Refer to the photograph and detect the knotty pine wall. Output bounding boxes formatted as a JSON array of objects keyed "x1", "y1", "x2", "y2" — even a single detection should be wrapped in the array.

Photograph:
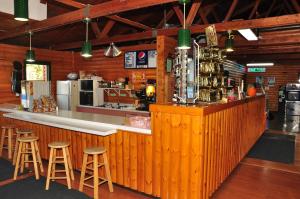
[
  {"x1": 246, "y1": 61, "x2": 300, "y2": 111},
  {"x1": 74, "y1": 44, "x2": 157, "y2": 103},
  {"x1": 0, "y1": 43, "x2": 75, "y2": 104}
]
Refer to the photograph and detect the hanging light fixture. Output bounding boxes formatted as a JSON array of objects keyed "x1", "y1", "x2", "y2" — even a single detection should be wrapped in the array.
[
  {"x1": 81, "y1": 18, "x2": 92, "y2": 58},
  {"x1": 104, "y1": 42, "x2": 122, "y2": 57},
  {"x1": 225, "y1": 30, "x2": 234, "y2": 52},
  {"x1": 25, "y1": 31, "x2": 35, "y2": 62},
  {"x1": 178, "y1": 0, "x2": 191, "y2": 49},
  {"x1": 14, "y1": 0, "x2": 29, "y2": 21}
]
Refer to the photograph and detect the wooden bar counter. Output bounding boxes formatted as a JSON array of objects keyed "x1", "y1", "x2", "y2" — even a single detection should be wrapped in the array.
[{"x1": 0, "y1": 95, "x2": 265, "y2": 199}]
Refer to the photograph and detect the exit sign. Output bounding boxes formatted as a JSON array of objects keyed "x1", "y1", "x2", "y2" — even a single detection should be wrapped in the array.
[{"x1": 247, "y1": 67, "x2": 266, "y2": 73}]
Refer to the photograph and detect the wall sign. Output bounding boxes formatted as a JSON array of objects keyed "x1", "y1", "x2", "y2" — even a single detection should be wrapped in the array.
[
  {"x1": 247, "y1": 67, "x2": 266, "y2": 73},
  {"x1": 124, "y1": 50, "x2": 157, "y2": 69}
]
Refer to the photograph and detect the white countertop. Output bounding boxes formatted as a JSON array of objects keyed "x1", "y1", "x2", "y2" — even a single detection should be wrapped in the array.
[{"x1": 0, "y1": 104, "x2": 151, "y2": 136}]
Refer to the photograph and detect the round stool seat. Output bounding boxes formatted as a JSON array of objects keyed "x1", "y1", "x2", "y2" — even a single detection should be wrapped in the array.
[
  {"x1": 48, "y1": 141, "x2": 69, "y2": 148},
  {"x1": 84, "y1": 147, "x2": 106, "y2": 155},
  {"x1": 1, "y1": 125, "x2": 16, "y2": 129},
  {"x1": 16, "y1": 129, "x2": 32, "y2": 134},
  {"x1": 18, "y1": 136, "x2": 39, "y2": 142}
]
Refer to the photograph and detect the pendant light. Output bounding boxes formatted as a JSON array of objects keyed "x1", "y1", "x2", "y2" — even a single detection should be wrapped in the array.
[
  {"x1": 104, "y1": 42, "x2": 122, "y2": 57},
  {"x1": 178, "y1": 0, "x2": 191, "y2": 49},
  {"x1": 25, "y1": 31, "x2": 35, "y2": 62},
  {"x1": 81, "y1": 18, "x2": 92, "y2": 58},
  {"x1": 14, "y1": 0, "x2": 29, "y2": 21},
  {"x1": 225, "y1": 30, "x2": 234, "y2": 52}
]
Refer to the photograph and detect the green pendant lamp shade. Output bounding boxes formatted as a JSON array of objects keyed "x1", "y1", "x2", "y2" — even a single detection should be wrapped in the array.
[
  {"x1": 225, "y1": 30, "x2": 234, "y2": 52},
  {"x1": 81, "y1": 41, "x2": 93, "y2": 58},
  {"x1": 81, "y1": 18, "x2": 92, "y2": 58},
  {"x1": 178, "y1": 0, "x2": 190, "y2": 4},
  {"x1": 178, "y1": 29, "x2": 191, "y2": 50},
  {"x1": 26, "y1": 50, "x2": 35, "y2": 62},
  {"x1": 177, "y1": 0, "x2": 191, "y2": 49},
  {"x1": 14, "y1": 0, "x2": 29, "y2": 21}
]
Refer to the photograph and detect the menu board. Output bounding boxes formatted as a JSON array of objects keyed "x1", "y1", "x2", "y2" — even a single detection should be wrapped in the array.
[
  {"x1": 124, "y1": 50, "x2": 157, "y2": 69},
  {"x1": 24, "y1": 61, "x2": 51, "y2": 81}
]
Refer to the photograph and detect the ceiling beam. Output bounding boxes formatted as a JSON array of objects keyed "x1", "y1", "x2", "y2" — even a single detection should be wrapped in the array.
[
  {"x1": 55, "y1": 0, "x2": 152, "y2": 30},
  {"x1": 52, "y1": 13, "x2": 300, "y2": 50},
  {"x1": 156, "y1": 9, "x2": 175, "y2": 28},
  {"x1": 231, "y1": 1, "x2": 255, "y2": 18},
  {"x1": 291, "y1": 0, "x2": 300, "y2": 12},
  {"x1": 249, "y1": 0, "x2": 261, "y2": 19},
  {"x1": 173, "y1": 5, "x2": 184, "y2": 26},
  {"x1": 99, "y1": 20, "x2": 116, "y2": 38},
  {"x1": 91, "y1": 22, "x2": 101, "y2": 38},
  {"x1": 0, "y1": 0, "x2": 177, "y2": 41},
  {"x1": 54, "y1": 0, "x2": 84, "y2": 8},
  {"x1": 186, "y1": 2, "x2": 202, "y2": 26},
  {"x1": 199, "y1": 9, "x2": 209, "y2": 24},
  {"x1": 284, "y1": 0, "x2": 294, "y2": 14},
  {"x1": 265, "y1": 0, "x2": 277, "y2": 17},
  {"x1": 224, "y1": 0, "x2": 239, "y2": 22},
  {"x1": 106, "y1": 15, "x2": 152, "y2": 30}
]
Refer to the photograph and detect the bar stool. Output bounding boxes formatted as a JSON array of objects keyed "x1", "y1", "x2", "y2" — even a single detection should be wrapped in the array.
[
  {"x1": 45, "y1": 141, "x2": 74, "y2": 190},
  {"x1": 12, "y1": 129, "x2": 33, "y2": 165},
  {"x1": 79, "y1": 147, "x2": 113, "y2": 199},
  {"x1": 13, "y1": 136, "x2": 44, "y2": 180},
  {"x1": 0, "y1": 124, "x2": 16, "y2": 159}
]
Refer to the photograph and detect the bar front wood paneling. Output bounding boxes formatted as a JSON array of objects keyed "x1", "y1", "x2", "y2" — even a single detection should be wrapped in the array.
[
  {"x1": 0, "y1": 96, "x2": 265, "y2": 198},
  {"x1": 150, "y1": 95, "x2": 266, "y2": 198}
]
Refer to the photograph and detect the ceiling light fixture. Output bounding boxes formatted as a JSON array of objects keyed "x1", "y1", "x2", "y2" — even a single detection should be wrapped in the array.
[
  {"x1": 246, "y1": 63, "x2": 274, "y2": 67},
  {"x1": 81, "y1": 18, "x2": 92, "y2": 58},
  {"x1": 178, "y1": 0, "x2": 191, "y2": 50},
  {"x1": 225, "y1": 30, "x2": 234, "y2": 52},
  {"x1": 25, "y1": 31, "x2": 35, "y2": 62},
  {"x1": 238, "y1": 29, "x2": 258, "y2": 41},
  {"x1": 104, "y1": 42, "x2": 122, "y2": 57},
  {"x1": 14, "y1": 0, "x2": 29, "y2": 21}
]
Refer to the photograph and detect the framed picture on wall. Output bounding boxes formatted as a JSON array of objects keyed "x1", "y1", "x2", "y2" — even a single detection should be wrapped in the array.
[
  {"x1": 148, "y1": 50, "x2": 157, "y2": 68},
  {"x1": 267, "y1": 77, "x2": 275, "y2": 86},
  {"x1": 124, "y1": 50, "x2": 157, "y2": 69},
  {"x1": 124, "y1": 51, "x2": 136, "y2": 69},
  {"x1": 256, "y1": 76, "x2": 264, "y2": 86}
]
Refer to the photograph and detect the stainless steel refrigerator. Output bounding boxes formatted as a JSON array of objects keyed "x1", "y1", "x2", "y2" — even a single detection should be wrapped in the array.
[{"x1": 56, "y1": 80, "x2": 78, "y2": 111}]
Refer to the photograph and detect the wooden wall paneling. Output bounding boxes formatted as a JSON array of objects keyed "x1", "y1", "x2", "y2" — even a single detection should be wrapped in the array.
[
  {"x1": 116, "y1": 131, "x2": 124, "y2": 185},
  {"x1": 152, "y1": 111, "x2": 161, "y2": 196},
  {"x1": 160, "y1": 112, "x2": 171, "y2": 199},
  {"x1": 0, "y1": 44, "x2": 74, "y2": 103},
  {"x1": 144, "y1": 133, "x2": 153, "y2": 194},
  {"x1": 179, "y1": 114, "x2": 191, "y2": 199},
  {"x1": 168, "y1": 113, "x2": 181, "y2": 198},
  {"x1": 75, "y1": 44, "x2": 156, "y2": 104},
  {"x1": 246, "y1": 62, "x2": 300, "y2": 111},
  {"x1": 129, "y1": 133, "x2": 138, "y2": 189},
  {"x1": 123, "y1": 131, "x2": 130, "y2": 187},
  {"x1": 156, "y1": 35, "x2": 177, "y2": 104}
]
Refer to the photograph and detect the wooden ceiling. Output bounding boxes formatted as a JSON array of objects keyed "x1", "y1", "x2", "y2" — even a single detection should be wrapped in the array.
[{"x1": 0, "y1": 0, "x2": 299, "y2": 60}]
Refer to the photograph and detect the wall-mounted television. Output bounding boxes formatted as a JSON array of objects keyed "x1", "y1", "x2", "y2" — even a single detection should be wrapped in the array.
[{"x1": 24, "y1": 61, "x2": 51, "y2": 81}]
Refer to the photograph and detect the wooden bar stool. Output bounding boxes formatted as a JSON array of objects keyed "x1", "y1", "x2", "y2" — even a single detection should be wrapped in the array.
[
  {"x1": 13, "y1": 136, "x2": 44, "y2": 180},
  {"x1": 45, "y1": 141, "x2": 74, "y2": 190},
  {"x1": 79, "y1": 147, "x2": 113, "y2": 199},
  {"x1": 0, "y1": 124, "x2": 16, "y2": 159},
  {"x1": 12, "y1": 129, "x2": 33, "y2": 165}
]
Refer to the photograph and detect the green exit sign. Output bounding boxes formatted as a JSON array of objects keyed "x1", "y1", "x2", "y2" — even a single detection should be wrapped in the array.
[{"x1": 247, "y1": 67, "x2": 266, "y2": 73}]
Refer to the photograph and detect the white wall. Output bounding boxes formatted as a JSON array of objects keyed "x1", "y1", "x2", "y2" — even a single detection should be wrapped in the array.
[{"x1": 0, "y1": 0, "x2": 47, "y2": 21}]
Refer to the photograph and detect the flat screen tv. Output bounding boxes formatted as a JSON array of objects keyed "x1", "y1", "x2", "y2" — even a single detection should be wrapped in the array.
[{"x1": 24, "y1": 61, "x2": 51, "y2": 81}]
